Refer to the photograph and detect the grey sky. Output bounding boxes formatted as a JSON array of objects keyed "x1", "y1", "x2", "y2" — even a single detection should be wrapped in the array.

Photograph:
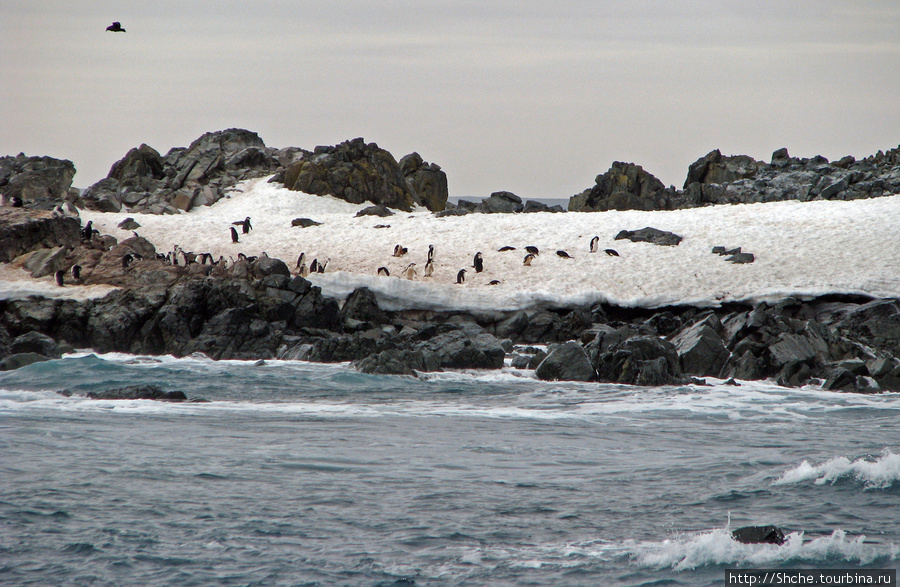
[{"x1": 2, "y1": 1, "x2": 898, "y2": 198}]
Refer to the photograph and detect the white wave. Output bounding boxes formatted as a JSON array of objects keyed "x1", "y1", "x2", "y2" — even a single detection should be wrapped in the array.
[
  {"x1": 773, "y1": 449, "x2": 900, "y2": 489},
  {"x1": 627, "y1": 528, "x2": 896, "y2": 571}
]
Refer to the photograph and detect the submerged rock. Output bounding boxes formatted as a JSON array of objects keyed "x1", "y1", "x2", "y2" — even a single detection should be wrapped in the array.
[{"x1": 85, "y1": 383, "x2": 187, "y2": 402}]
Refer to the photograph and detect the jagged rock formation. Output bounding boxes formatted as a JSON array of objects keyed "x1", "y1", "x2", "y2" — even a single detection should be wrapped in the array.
[
  {"x1": 279, "y1": 138, "x2": 447, "y2": 212},
  {"x1": 80, "y1": 129, "x2": 281, "y2": 214},
  {"x1": 0, "y1": 154, "x2": 77, "y2": 209},
  {"x1": 0, "y1": 208, "x2": 81, "y2": 263},
  {"x1": 569, "y1": 146, "x2": 900, "y2": 211}
]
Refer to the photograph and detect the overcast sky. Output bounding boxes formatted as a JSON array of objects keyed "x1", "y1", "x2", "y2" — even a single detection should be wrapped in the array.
[{"x1": 2, "y1": 1, "x2": 898, "y2": 198}]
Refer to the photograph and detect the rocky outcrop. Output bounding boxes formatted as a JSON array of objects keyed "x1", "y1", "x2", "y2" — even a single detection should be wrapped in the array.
[
  {"x1": 281, "y1": 138, "x2": 420, "y2": 212},
  {"x1": 0, "y1": 154, "x2": 77, "y2": 209},
  {"x1": 82, "y1": 384, "x2": 187, "y2": 402},
  {"x1": 534, "y1": 341, "x2": 595, "y2": 381},
  {"x1": 614, "y1": 227, "x2": 683, "y2": 246},
  {"x1": 0, "y1": 208, "x2": 81, "y2": 263},
  {"x1": 80, "y1": 129, "x2": 278, "y2": 214},
  {"x1": 568, "y1": 162, "x2": 677, "y2": 212},
  {"x1": 399, "y1": 152, "x2": 449, "y2": 212}
]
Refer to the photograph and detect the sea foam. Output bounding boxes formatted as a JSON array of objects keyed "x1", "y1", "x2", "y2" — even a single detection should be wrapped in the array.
[{"x1": 773, "y1": 449, "x2": 900, "y2": 489}]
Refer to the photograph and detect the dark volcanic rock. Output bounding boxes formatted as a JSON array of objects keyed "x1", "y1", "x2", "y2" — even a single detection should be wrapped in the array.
[
  {"x1": 614, "y1": 227, "x2": 683, "y2": 246},
  {"x1": 10, "y1": 331, "x2": 62, "y2": 359},
  {"x1": 569, "y1": 161, "x2": 675, "y2": 212},
  {"x1": 0, "y1": 352, "x2": 50, "y2": 371},
  {"x1": 534, "y1": 341, "x2": 595, "y2": 381},
  {"x1": 353, "y1": 348, "x2": 437, "y2": 376},
  {"x1": 355, "y1": 205, "x2": 395, "y2": 218},
  {"x1": 670, "y1": 315, "x2": 729, "y2": 377},
  {"x1": 399, "y1": 152, "x2": 449, "y2": 212},
  {"x1": 415, "y1": 327, "x2": 505, "y2": 370},
  {"x1": 341, "y1": 287, "x2": 387, "y2": 324},
  {"x1": 731, "y1": 525, "x2": 786, "y2": 546},
  {"x1": 86, "y1": 384, "x2": 187, "y2": 402},
  {"x1": 592, "y1": 334, "x2": 683, "y2": 386},
  {"x1": 477, "y1": 191, "x2": 524, "y2": 214},
  {"x1": 282, "y1": 138, "x2": 418, "y2": 212}
]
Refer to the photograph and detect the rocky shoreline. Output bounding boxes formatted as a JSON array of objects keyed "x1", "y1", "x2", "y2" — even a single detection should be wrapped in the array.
[{"x1": 2, "y1": 129, "x2": 899, "y2": 395}]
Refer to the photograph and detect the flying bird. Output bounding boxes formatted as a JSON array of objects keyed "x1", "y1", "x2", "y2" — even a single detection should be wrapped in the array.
[{"x1": 106, "y1": 21, "x2": 126, "y2": 32}]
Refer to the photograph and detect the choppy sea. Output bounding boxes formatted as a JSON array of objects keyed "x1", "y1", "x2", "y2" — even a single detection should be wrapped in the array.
[{"x1": 1, "y1": 352, "x2": 898, "y2": 586}]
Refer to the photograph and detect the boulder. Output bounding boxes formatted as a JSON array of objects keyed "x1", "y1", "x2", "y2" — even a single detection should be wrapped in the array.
[
  {"x1": 0, "y1": 154, "x2": 76, "y2": 208},
  {"x1": 614, "y1": 227, "x2": 683, "y2": 246},
  {"x1": 23, "y1": 246, "x2": 69, "y2": 278},
  {"x1": 341, "y1": 287, "x2": 387, "y2": 324},
  {"x1": 399, "y1": 152, "x2": 449, "y2": 212},
  {"x1": 353, "y1": 349, "x2": 438, "y2": 376},
  {"x1": 534, "y1": 341, "x2": 595, "y2": 381},
  {"x1": 355, "y1": 205, "x2": 395, "y2": 218},
  {"x1": 0, "y1": 352, "x2": 50, "y2": 371},
  {"x1": 415, "y1": 327, "x2": 505, "y2": 370},
  {"x1": 86, "y1": 383, "x2": 187, "y2": 402},
  {"x1": 282, "y1": 138, "x2": 418, "y2": 211},
  {"x1": 731, "y1": 525, "x2": 786, "y2": 545},
  {"x1": 670, "y1": 316, "x2": 729, "y2": 377},
  {"x1": 477, "y1": 191, "x2": 524, "y2": 214},
  {"x1": 569, "y1": 161, "x2": 673, "y2": 212},
  {"x1": 0, "y1": 208, "x2": 81, "y2": 263},
  {"x1": 593, "y1": 335, "x2": 683, "y2": 386},
  {"x1": 10, "y1": 331, "x2": 62, "y2": 359}
]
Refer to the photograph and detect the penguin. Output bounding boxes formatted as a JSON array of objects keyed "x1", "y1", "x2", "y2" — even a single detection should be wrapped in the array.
[
  {"x1": 525, "y1": 245, "x2": 539, "y2": 256},
  {"x1": 590, "y1": 236, "x2": 599, "y2": 253},
  {"x1": 238, "y1": 252, "x2": 248, "y2": 262},
  {"x1": 427, "y1": 244, "x2": 434, "y2": 262},
  {"x1": 55, "y1": 270, "x2": 65, "y2": 287},
  {"x1": 473, "y1": 252, "x2": 484, "y2": 273},
  {"x1": 488, "y1": 280, "x2": 501, "y2": 286},
  {"x1": 296, "y1": 252, "x2": 305, "y2": 269},
  {"x1": 605, "y1": 249, "x2": 620, "y2": 257},
  {"x1": 456, "y1": 269, "x2": 466, "y2": 284},
  {"x1": 392, "y1": 244, "x2": 408, "y2": 257},
  {"x1": 423, "y1": 259, "x2": 434, "y2": 277},
  {"x1": 309, "y1": 258, "x2": 319, "y2": 273},
  {"x1": 377, "y1": 266, "x2": 390, "y2": 277},
  {"x1": 317, "y1": 260, "x2": 328, "y2": 273},
  {"x1": 82, "y1": 221, "x2": 93, "y2": 241},
  {"x1": 556, "y1": 250, "x2": 573, "y2": 259},
  {"x1": 122, "y1": 253, "x2": 135, "y2": 269},
  {"x1": 498, "y1": 246, "x2": 516, "y2": 252},
  {"x1": 232, "y1": 217, "x2": 251, "y2": 233},
  {"x1": 106, "y1": 21, "x2": 126, "y2": 32},
  {"x1": 71, "y1": 265, "x2": 81, "y2": 281},
  {"x1": 403, "y1": 263, "x2": 418, "y2": 280},
  {"x1": 523, "y1": 253, "x2": 535, "y2": 266},
  {"x1": 11, "y1": 196, "x2": 24, "y2": 208},
  {"x1": 297, "y1": 263, "x2": 308, "y2": 277},
  {"x1": 230, "y1": 226, "x2": 239, "y2": 243}
]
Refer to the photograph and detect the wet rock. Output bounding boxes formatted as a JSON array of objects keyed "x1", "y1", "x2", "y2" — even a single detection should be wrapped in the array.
[
  {"x1": 731, "y1": 525, "x2": 786, "y2": 545},
  {"x1": 415, "y1": 327, "x2": 505, "y2": 370},
  {"x1": 592, "y1": 335, "x2": 683, "y2": 386},
  {"x1": 86, "y1": 383, "x2": 187, "y2": 402},
  {"x1": 342, "y1": 287, "x2": 387, "y2": 324},
  {"x1": 0, "y1": 352, "x2": 50, "y2": 371},
  {"x1": 353, "y1": 348, "x2": 438, "y2": 376},
  {"x1": 670, "y1": 315, "x2": 729, "y2": 377},
  {"x1": 10, "y1": 331, "x2": 62, "y2": 359},
  {"x1": 534, "y1": 341, "x2": 595, "y2": 381}
]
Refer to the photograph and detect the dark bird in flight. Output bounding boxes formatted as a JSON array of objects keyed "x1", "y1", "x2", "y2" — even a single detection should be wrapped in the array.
[{"x1": 106, "y1": 22, "x2": 126, "y2": 32}]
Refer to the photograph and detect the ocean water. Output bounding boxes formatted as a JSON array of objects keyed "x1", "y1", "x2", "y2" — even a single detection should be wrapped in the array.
[{"x1": 1, "y1": 353, "x2": 898, "y2": 586}]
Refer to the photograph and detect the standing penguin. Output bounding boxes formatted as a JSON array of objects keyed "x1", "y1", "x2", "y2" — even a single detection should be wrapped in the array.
[
  {"x1": 423, "y1": 258, "x2": 434, "y2": 277},
  {"x1": 296, "y1": 252, "x2": 306, "y2": 269},
  {"x1": 427, "y1": 244, "x2": 435, "y2": 263},
  {"x1": 55, "y1": 270, "x2": 65, "y2": 287},
  {"x1": 309, "y1": 259, "x2": 319, "y2": 273},
  {"x1": 71, "y1": 265, "x2": 82, "y2": 282},
  {"x1": 590, "y1": 236, "x2": 599, "y2": 253},
  {"x1": 82, "y1": 221, "x2": 93, "y2": 241},
  {"x1": 523, "y1": 253, "x2": 535, "y2": 266},
  {"x1": 473, "y1": 252, "x2": 484, "y2": 273},
  {"x1": 230, "y1": 226, "x2": 239, "y2": 243},
  {"x1": 403, "y1": 263, "x2": 418, "y2": 280},
  {"x1": 456, "y1": 269, "x2": 467, "y2": 284}
]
